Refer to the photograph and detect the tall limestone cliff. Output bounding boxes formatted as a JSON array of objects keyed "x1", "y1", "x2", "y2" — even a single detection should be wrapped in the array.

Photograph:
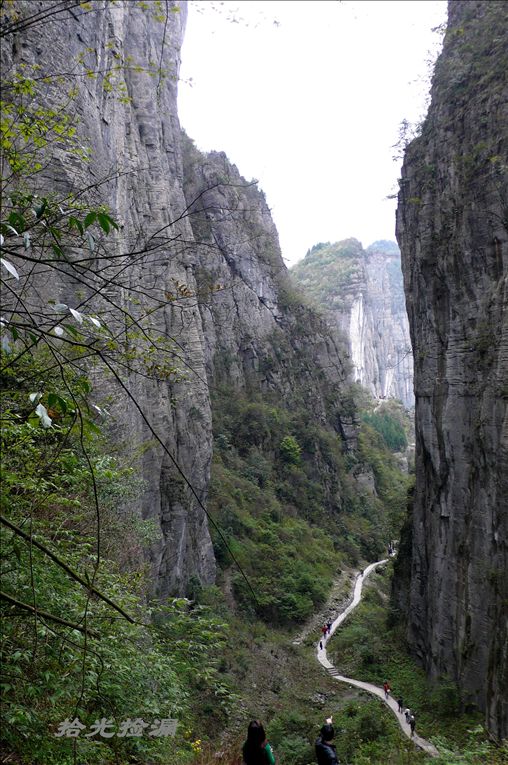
[
  {"x1": 396, "y1": 0, "x2": 508, "y2": 740},
  {"x1": 1, "y1": 1, "x2": 362, "y2": 601},
  {"x1": 1, "y1": 0, "x2": 217, "y2": 599},
  {"x1": 291, "y1": 239, "x2": 414, "y2": 407},
  {"x1": 180, "y1": 140, "x2": 351, "y2": 414}
]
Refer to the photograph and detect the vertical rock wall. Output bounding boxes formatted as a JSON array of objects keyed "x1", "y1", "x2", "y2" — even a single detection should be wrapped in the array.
[
  {"x1": 291, "y1": 239, "x2": 414, "y2": 407},
  {"x1": 2, "y1": 1, "x2": 356, "y2": 600},
  {"x1": 2, "y1": 0, "x2": 217, "y2": 597},
  {"x1": 180, "y1": 141, "x2": 354, "y2": 442},
  {"x1": 396, "y1": 0, "x2": 508, "y2": 740}
]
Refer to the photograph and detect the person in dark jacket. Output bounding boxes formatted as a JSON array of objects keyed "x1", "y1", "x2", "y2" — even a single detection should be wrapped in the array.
[
  {"x1": 315, "y1": 722, "x2": 339, "y2": 765},
  {"x1": 242, "y1": 720, "x2": 275, "y2": 765}
]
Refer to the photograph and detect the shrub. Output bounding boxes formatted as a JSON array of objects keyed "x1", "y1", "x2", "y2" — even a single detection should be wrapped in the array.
[
  {"x1": 279, "y1": 435, "x2": 302, "y2": 465},
  {"x1": 357, "y1": 710, "x2": 387, "y2": 742}
]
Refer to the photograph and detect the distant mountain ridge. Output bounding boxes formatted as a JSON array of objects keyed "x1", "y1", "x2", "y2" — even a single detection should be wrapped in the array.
[{"x1": 291, "y1": 238, "x2": 414, "y2": 407}]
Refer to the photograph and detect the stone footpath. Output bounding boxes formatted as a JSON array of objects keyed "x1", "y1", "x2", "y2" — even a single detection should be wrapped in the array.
[{"x1": 317, "y1": 560, "x2": 440, "y2": 758}]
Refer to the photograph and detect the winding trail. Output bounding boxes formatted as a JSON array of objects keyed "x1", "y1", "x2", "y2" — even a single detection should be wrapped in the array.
[{"x1": 317, "y1": 559, "x2": 439, "y2": 758}]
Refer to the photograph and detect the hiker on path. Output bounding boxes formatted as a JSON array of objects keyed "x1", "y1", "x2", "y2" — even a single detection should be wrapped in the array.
[
  {"x1": 242, "y1": 720, "x2": 276, "y2": 765},
  {"x1": 319, "y1": 640, "x2": 323, "y2": 650},
  {"x1": 383, "y1": 681, "x2": 391, "y2": 699},
  {"x1": 397, "y1": 697, "x2": 403, "y2": 713},
  {"x1": 326, "y1": 621, "x2": 332, "y2": 635},
  {"x1": 321, "y1": 625, "x2": 328, "y2": 639},
  {"x1": 404, "y1": 707, "x2": 411, "y2": 723},
  {"x1": 409, "y1": 713, "x2": 416, "y2": 737},
  {"x1": 315, "y1": 719, "x2": 339, "y2": 765}
]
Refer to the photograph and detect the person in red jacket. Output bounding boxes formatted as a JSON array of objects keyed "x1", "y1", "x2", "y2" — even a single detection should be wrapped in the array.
[{"x1": 383, "y1": 680, "x2": 391, "y2": 699}]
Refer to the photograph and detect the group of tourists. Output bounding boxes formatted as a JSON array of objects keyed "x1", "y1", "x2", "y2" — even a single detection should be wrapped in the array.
[
  {"x1": 384, "y1": 682, "x2": 417, "y2": 736},
  {"x1": 392, "y1": 689, "x2": 417, "y2": 736},
  {"x1": 319, "y1": 620, "x2": 332, "y2": 650},
  {"x1": 241, "y1": 546, "x2": 417, "y2": 764},
  {"x1": 241, "y1": 718, "x2": 340, "y2": 765},
  {"x1": 241, "y1": 702, "x2": 417, "y2": 765},
  {"x1": 322, "y1": 621, "x2": 333, "y2": 638}
]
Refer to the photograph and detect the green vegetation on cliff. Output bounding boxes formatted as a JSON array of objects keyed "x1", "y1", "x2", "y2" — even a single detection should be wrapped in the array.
[
  {"x1": 208, "y1": 386, "x2": 411, "y2": 625},
  {"x1": 291, "y1": 239, "x2": 365, "y2": 308},
  {"x1": 361, "y1": 399, "x2": 409, "y2": 452}
]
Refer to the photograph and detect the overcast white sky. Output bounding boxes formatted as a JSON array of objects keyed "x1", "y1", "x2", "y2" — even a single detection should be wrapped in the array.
[{"x1": 178, "y1": 0, "x2": 447, "y2": 265}]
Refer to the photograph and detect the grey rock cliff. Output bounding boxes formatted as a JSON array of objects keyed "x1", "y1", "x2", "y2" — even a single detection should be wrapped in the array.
[
  {"x1": 2, "y1": 0, "x2": 217, "y2": 597},
  {"x1": 180, "y1": 139, "x2": 355, "y2": 446},
  {"x1": 291, "y1": 239, "x2": 414, "y2": 407},
  {"x1": 2, "y1": 1, "x2": 356, "y2": 598},
  {"x1": 396, "y1": 0, "x2": 508, "y2": 740}
]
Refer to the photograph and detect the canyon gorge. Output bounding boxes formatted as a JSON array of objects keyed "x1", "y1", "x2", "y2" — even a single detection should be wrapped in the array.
[{"x1": 0, "y1": 0, "x2": 506, "y2": 761}]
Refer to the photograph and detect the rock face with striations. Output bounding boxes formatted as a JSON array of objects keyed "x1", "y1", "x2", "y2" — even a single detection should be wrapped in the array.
[
  {"x1": 2, "y1": 2, "x2": 355, "y2": 597},
  {"x1": 291, "y1": 239, "x2": 414, "y2": 407},
  {"x1": 179, "y1": 137, "x2": 357, "y2": 464},
  {"x1": 1, "y1": 0, "x2": 217, "y2": 599},
  {"x1": 396, "y1": 0, "x2": 508, "y2": 740}
]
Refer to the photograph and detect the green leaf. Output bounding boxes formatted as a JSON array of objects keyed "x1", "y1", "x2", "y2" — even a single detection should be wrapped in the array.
[
  {"x1": 97, "y1": 213, "x2": 110, "y2": 234},
  {"x1": 84, "y1": 212, "x2": 97, "y2": 229},
  {"x1": 68, "y1": 216, "x2": 84, "y2": 235},
  {"x1": 8, "y1": 211, "x2": 26, "y2": 231},
  {"x1": 75, "y1": 377, "x2": 91, "y2": 395},
  {"x1": 47, "y1": 393, "x2": 68, "y2": 414},
  {"x1": 83, "y1": 417, "x2": 101, "y2": 435},
  {"x1": 101, "y1": 212, "x2": 119, "y2": 231}
]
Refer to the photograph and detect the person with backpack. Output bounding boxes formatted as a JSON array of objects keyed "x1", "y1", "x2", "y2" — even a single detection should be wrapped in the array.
[
  {"x1": 383, "y1": 680, "x2": 391, "y2": 699},
  {"x1": 315, "y1": 719, "x2": 339, "y2": 765},
  {"x1": 409, "y1": 713, "x2": 416, "y2": 737},
  {"x1": 242, "y1": 720, "x2": 276, "y2": 765}
]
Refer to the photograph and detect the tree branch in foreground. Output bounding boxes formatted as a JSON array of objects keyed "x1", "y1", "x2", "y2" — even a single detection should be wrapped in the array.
[
  {"x1": 0, "y1": 515, "x2": 139, "y2": 625},
  {"x1": 0, "y1": 590, "x2": 100, "y2": 638}
]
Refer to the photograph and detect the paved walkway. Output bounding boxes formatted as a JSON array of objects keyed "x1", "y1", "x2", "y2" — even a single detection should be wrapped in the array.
[{"x1": 316, "y1": 559, "x2": 440, "y2": 758}]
